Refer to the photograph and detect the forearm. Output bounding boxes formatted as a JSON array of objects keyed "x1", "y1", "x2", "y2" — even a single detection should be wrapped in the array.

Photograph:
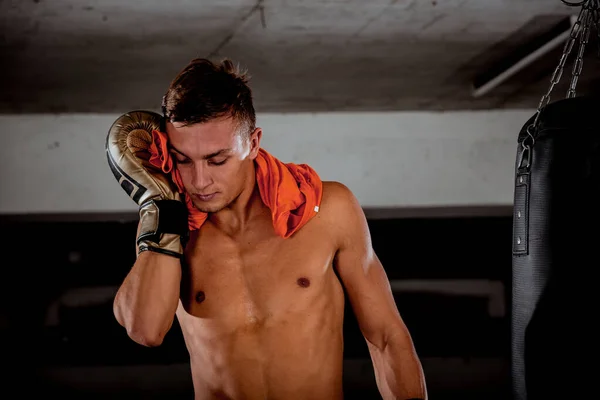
[
  {"x1": 114, "y1": 250, "x2": 182, "y2": 347},
  {"x1": 367, "y1": 331, "x2": 427, "y2": 400}
]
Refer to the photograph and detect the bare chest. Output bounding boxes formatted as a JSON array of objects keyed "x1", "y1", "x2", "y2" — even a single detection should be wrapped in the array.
[{"x1": 179, "y1": 219, "x2": 337, "y2": 323}]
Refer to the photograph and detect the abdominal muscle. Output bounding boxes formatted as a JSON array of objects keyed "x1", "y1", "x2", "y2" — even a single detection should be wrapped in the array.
[{"x1": 175, "y1": 287, "x2": 345, "y2": 400}]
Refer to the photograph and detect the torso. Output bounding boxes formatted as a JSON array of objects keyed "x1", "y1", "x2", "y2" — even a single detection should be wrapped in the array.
[{"x1": 176, "y1": 183, "x2": 346, "y2": 400}]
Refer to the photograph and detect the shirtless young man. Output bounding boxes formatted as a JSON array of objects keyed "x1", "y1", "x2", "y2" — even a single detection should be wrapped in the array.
[{"x1": 107, "y1": 58, "x2": 427, "y2": 400}]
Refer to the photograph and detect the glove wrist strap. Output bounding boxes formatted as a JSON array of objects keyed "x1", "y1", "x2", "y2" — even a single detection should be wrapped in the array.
[{"x1": 137, "y1": 199, "x2": 189, "y2": 258}]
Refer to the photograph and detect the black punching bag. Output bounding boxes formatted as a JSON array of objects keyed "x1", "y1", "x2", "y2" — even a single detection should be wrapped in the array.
[{"x1": 511, "y1": 96, "x2": 599, "y2": 400}]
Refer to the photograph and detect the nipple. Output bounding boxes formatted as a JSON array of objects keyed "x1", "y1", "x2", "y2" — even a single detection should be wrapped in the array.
[
  {"x1": 297, "y1": 277, "x2": 311, "y2": 288},
  {"x1": 196, "y1": 291, "x2": 206, "y2": 303}
]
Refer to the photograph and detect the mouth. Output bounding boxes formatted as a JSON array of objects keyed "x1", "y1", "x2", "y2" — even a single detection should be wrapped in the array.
[{"x1": 193, "y1": 193, "x2": 218, "y2": 202}]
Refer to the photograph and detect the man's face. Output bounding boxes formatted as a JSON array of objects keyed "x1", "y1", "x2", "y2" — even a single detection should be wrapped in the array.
[{"x1": 166, "y1": 116, "x2": 261, "y2": 213}]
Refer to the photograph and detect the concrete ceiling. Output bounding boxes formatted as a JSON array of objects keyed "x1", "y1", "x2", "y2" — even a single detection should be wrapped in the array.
[{"x1": 1, "y1": 0, "x2": 598, "y2": 114}]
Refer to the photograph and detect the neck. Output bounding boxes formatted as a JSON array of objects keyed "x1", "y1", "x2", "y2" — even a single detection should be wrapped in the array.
[{"x1": 208, "y1": 164, "x2": 267, "y2": 236}]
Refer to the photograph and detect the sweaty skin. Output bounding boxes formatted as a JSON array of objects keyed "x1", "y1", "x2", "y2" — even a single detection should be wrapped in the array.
[
  {"x1": 122, "y1": 116, "x2": 427, "y2": 400},
  {"x1": 177, "y1": 183, "x2": 345, "y2": 400}
]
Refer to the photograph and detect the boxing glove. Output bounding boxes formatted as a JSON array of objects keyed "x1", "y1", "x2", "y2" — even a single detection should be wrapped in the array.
[{"x1": 106, "y1": 110, "x2": 188, "y2": 258}]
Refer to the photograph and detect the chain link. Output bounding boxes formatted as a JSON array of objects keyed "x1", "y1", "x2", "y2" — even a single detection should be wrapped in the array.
[
  {"x1": 518, "y1": 0, "x2": 598, "y2": 170},
  {"x1": 567, "y1": 6, "x2": 593, "y2": 97},
  {"x1": 530, "y1": 0, "x2": 597, "y2": 130},
  {"x1": 531, "y1": 8, "x2": 583, "y2": 128}
]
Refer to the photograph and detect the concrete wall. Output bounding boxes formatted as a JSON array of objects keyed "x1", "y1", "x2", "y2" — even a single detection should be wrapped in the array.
[{"x1": 0, "y1": 109, "x2": 534, "y2": 215}]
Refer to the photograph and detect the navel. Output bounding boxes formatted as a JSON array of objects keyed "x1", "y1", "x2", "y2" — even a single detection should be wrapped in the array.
[
  {"x1": 297, "y1": 277, "x2": 311, "y2": 288},
  {"x1": 195, "y1": 291, "x2": 206, "y2": 303}
]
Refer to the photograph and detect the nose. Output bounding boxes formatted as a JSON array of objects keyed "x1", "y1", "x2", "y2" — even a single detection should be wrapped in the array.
[{"x1": 191, "y1": 162, "x2": 214, "y2": 192}]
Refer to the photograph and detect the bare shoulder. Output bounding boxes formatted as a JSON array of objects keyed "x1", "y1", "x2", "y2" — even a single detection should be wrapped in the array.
[
  {"x1": 320, "y1": 181, "x2": 365, "y2": 233},
  {"x1": 321, "y1": 181, "x2": 358, "y2": 211}
]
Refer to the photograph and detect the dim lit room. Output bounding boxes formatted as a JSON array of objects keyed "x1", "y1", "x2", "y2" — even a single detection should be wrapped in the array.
[{"x1": 1, "y1": 0, "x2": 598, "y2": 399}]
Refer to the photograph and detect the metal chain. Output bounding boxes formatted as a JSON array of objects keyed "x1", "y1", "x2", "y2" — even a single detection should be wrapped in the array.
[
  {"x1": 530, "y1": 6, "x2": 585, "y2": 130},
  {"x1": 567, "y1": 5, "x2": 594, "y2": 97},
  {"x1": 518, "y1": 0, "x2": 598, "y2": 171}
]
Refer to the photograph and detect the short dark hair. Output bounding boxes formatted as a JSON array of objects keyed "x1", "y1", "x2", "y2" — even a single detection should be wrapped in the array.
[{"x1": 161, "y1": 58, "x2": 256, "y2": 136}]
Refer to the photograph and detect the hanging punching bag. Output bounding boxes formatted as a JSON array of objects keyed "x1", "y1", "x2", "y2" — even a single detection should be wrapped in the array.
[
  {"x1": 511, "y1": 1, "x2": 599, "y2": 398},
  {"x1": 511, "y1": 95, "x2": 600, "y2": 400}
]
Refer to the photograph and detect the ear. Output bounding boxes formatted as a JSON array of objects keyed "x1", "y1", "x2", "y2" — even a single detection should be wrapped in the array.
[{"x1": 247, "y1": 127, "x2": 263, "y2": 160}]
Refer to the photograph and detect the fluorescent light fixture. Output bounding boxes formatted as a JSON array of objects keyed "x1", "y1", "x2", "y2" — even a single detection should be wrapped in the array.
[{"x1": 472, "y1": 15, "x2": 578, "y2": 98}]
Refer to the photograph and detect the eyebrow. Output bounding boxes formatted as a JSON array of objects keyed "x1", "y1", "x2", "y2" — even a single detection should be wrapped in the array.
[{"x1": 168, "y1": 145, "x2": 232, "y2": 160}]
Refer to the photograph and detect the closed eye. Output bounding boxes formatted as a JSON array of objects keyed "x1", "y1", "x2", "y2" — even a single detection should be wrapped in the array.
[
  {"x1": 174, "y1": 156, "x2": 191, "y2": 164},
  {"x1": 209, "y1": 158, "x2": 228, "y2": 166}
]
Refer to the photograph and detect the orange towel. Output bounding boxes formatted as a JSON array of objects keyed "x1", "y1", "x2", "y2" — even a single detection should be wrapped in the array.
[{"x1": 148, "y1": 129, "x2": 323, "y2": 238}]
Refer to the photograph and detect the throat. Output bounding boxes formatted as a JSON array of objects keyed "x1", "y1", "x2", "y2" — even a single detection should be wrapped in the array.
[{"x1": 209, "y1": 185, "x2": 267, "y2": 236}]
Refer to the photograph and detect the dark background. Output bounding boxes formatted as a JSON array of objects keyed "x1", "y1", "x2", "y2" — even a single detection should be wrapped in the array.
[{"x1": 0, "y1": 214, "x2": 513, "y2": 399}]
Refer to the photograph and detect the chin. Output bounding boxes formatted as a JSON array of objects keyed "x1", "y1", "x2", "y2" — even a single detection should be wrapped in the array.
[{"x1": 192, "y1": 200, "x2": 225, "y2": 214}]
